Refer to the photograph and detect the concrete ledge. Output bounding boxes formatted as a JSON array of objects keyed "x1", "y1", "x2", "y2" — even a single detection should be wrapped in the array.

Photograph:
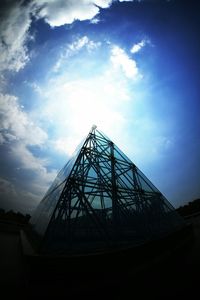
[{"x1": 20, "y1": 223, "x2": 194, "y2": 280}]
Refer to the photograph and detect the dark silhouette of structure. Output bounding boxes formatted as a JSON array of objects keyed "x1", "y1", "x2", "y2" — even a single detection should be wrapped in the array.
[
  {"x1": 177, "y1": 199, "x2": 200, "y2": 216},
  {"x1": 0, "y1": 209, "x2": 30, "y2": 224},
  {"x1": 30, "y1": 126, "x2": 184, "y2": 254}
]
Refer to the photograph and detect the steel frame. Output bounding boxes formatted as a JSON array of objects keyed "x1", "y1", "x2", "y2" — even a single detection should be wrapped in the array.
[{"x1": 34, "y1": 126, "x2": 184, "y2": 253}]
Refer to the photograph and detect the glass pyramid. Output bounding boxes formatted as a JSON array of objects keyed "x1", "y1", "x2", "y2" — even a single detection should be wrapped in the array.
[{"x1": 30, "y1": 126, "x2": 184, "y2": 254}]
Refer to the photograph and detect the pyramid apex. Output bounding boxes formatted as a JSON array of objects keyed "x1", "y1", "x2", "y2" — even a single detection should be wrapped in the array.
[{"x1": 91, "y1": 124, "x2": 97, "y2": 131}]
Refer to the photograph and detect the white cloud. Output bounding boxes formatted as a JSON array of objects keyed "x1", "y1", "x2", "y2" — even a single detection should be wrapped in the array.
[
  {"x1": 130, "y1": 39, "x2": 147, "y2": 54},
  {"x1": 0, "y1": 177, "x2": 41, "y2": 214},
  {"x1": 33, "y1": 0, "x2": 138, "y2": 27},
  {"x1": 34, "y1": 0, "x2": 112, "y2": 27},
  {"x1": 0, "y1": 0, "x2": 136, "y2": 75},
  {"x1": 25, "y1": 81, "x2": 43, "y2": 95},
  {"x1": 90, "y1": 17, "x2": 100, "y2": 24},
  {"x1": 53, "y1": 36, "x2": 101, "y2": 72},
  {"x1": 110, "y1": 45, "x2": 140, "y2": 79},
  {"x1": 53, "y1": 136, "x2": 83, "y2": 156},
  {"x1": 0, "y1": 93, "x2": 57, "y2": 210},
  {"x1": 0, "y1": 177, "x2": 17, "y2": 197},
  {"x1": 10, "y1": 143, "x2": 57, "y2": 192},
  {"x1": 68, "y1": 36, "x2": 101, "y2": 52},
  {"x1": 33, "y1": 0, "x2": 141, "y2": 27},
  {"x1": 68, "y1": 36, "x2": 89, "y2": 51},
  {"x1": 0, "y1": 93, "x2": 47, "y2": 146},
  {"x1": 0, "y1": 1, "x2": 32, "y2": 73}
]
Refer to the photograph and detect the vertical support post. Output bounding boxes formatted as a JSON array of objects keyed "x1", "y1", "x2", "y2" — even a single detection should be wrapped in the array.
[
  {"x1": 110, "y1": 141, "x2": 118, "y2": 231},
  {"x1": 132, "y1": 164, "x2": 142, "y2": 213}
]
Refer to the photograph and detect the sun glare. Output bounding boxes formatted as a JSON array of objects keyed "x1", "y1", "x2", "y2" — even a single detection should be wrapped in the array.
[{"x1": 43, "y1": 74, "x2": 129, "y2": 156}]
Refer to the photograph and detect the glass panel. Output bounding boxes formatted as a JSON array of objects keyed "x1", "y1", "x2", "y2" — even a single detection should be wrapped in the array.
[
  {"x1": 44, "y1": 135, "x2": 86, "y2": 197},
  {"x1": 136, "y1": 168, "x2": 159, "y2": 193},
  {"x1": 30, "y1": 182, "x2": 65, "y2": 236},
  {"x1": 114, "y1": 144, "x2": 132, "y2": 164},
  {"x1": 30, "y1": 136, "x2": 86, "y2": 237},
  {"x1": 95, "y1": 129, "x2": 110, "y2": 143}
]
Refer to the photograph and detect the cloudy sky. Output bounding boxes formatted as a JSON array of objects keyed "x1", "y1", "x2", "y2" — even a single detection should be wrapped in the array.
[{"x1": 0, "y1": 0, "x2": 199, "y2": 214}]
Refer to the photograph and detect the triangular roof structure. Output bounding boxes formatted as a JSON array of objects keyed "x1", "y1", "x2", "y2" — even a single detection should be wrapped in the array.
[{"x1": 30, "y1": 126, "x2": 184, "y2": 254}]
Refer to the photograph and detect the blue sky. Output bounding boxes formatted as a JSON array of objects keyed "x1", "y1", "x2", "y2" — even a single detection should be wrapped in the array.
[{"x1": 0, "y1": 0, "x2": 200, "y2": 214}]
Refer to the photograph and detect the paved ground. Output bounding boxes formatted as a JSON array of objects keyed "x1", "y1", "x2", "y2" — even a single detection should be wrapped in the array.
[{"x1": 0, "y1": 216, "x2": 200, "y2": 299}]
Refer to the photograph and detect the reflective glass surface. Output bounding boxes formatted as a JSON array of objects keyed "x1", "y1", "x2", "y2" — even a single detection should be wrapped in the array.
[
  {"x1": 30, "y1": 136, "x2": 86, "y2": 236},
  {"x1": 30, "y1": 128, "x2": 185, "y2": 254}
]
